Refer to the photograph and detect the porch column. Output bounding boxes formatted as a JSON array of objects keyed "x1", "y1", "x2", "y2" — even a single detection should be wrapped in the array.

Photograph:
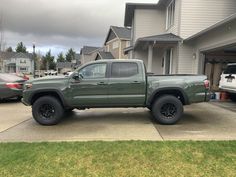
[{"x1": 147, "y1": 44, "x2": 153, "y2": 73}]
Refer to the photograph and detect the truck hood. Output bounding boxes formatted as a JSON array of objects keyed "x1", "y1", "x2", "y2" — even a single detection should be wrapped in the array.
[{"x1": 31, "y1": 76, "x2": 69, "y2": 83}]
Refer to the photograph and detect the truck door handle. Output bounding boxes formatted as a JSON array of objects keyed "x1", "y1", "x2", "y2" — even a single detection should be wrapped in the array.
[
  {"x1": 97, "y1": 82, "x2": 107, "y2": 86},
  {"x1": 132, "y1": 81, "x2": 141, "y2": 84}
]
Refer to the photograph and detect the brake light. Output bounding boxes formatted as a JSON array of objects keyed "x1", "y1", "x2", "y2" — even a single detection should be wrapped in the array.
[
  {"x1": 5, "y1": 83, "x2": 23, "y2": 89},
  {"x1": 204, "y1": 80, "x2": 210, "y2": 89}
]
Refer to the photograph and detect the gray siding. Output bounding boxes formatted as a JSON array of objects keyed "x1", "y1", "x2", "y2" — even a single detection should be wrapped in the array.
[
  {"x1": 134, "y1": 48, "x2": 164, "y2": 75},
  {"x1": 178, "y1": 18, "x2": 236, "y2": 74},
  {"x1": 133, "y1": 9, "x2": 166, "y2": 41},
  {"x1": 177, "y1": 43, "x2": 195, "y2": 74},
  {"x1": 180, "y1": 0, "x2": 236, "y2": 39}
]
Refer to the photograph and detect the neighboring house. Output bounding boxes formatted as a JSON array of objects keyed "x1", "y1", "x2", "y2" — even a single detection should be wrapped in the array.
[
  {"x1": 57, "y1": 53, "x2": 81, "y2": 74},
  {"x1": 124, "y1": 0, "x2": 236, "y2": 89},
  {"x1": 95, "y1": 51, "x2": 115, "y2": 60},
  {"x1": 80, "y1": 46, "x2": 100, "y2": 64},
  {"x1": 74, "y1": 53, "x2": 82, "y2": 66},
  {"x1": 56, "y1": 62, "x2": 76, "y2": 74},
  {"x1": 0, "y1": 51, "x2": 34, "y2": 74},
  {"x1": 103, "y1": 26, "x2": 131, "y2": 59}
]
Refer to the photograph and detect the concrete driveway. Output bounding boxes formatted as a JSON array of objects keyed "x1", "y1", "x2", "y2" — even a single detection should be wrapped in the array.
[{"x1": 0, "y1": 101, "x2": 236, "y2": 142}]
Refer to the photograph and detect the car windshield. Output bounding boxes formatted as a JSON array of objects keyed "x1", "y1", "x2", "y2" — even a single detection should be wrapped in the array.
[
  {"x1": 224, "y1": 65, "x2": 236, "y2": 74},
  {"x1": 0, "y1": 74, "x2": 24, "y2": 82}
]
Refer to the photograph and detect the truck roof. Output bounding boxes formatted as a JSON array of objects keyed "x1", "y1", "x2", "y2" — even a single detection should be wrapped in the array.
[{"x1": 88, "y1": 59, "x2": 143, "y2": 64}]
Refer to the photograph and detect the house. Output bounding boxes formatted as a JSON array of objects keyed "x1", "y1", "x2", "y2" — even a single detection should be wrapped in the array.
[
  {"x1": 102, "y1": 26, "x2": 131, "y2": 59},
  {"x1": 56, "y1": 62, "x2": 76, "y2": 74},
  {"x1": 0, "y1": 51, "x2": 34, "y2": 74},
  {"x1": 124, "y1": 0, "x2": 236, "y2": 90},
  {"x1": 80, "y1": 46, "x2": 100, "y2": 64},
  {"x1": 95, "y1": 51, "x2": 115, "y2": 60},
  {"x1": 56, "y1": 53, "x2": 81, "y2": 74}
]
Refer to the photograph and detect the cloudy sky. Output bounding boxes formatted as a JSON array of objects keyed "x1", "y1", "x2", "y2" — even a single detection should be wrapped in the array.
[{"x1": 0, "y1": 0, "x2": 158, "y2": 56}]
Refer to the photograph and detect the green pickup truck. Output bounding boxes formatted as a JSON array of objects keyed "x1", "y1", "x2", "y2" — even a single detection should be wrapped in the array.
[{"x1": 22, "y1": 59, "x2": 210, "y2": 126}]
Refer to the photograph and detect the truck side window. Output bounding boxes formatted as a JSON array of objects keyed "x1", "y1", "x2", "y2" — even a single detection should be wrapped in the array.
[
  {"x1": 79, "y1": 63, "x2": 107, "y2": 79},
  {"x1": 111, "y1": 62, "x2": 138, "y2": 78}
]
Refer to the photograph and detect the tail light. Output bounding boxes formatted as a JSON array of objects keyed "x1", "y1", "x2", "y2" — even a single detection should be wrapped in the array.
[
  {"x1": 204, "y1": 80, "x2": 210, "y2": 89},
  {"x1": 5, "y1": 83, "x2": 23, "y2": 89}
]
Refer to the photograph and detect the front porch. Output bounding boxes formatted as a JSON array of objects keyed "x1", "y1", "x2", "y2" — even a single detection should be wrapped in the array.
[{"x1": 126, "y1": 33, "x2": 182, "y2": 74}]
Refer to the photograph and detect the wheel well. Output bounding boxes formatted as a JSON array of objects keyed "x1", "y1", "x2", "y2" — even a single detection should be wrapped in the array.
[
  {"x1": 150, "y1": 90, "x2": 186, "y2": 106},
  {"x1": 31, "y1": 91, "x2": 64, "y2": 106}
]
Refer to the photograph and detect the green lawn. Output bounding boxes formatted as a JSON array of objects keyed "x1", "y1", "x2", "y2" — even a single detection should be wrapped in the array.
[{"x1": 0, "y1": 141, "x2": 235, "y2": 177}]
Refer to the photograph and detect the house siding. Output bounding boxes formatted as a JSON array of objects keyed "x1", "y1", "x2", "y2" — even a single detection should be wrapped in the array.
[
  {"x1": 177, "y1": 43, "x2": 195, "y2": 74},
  {"x1": 178, "y1": 18, "x2": 236, "y2": 74},
  {"x1": 106, "y1": 39, "x2": 120, "y2": 58},
  {"x1": 133, "y1": 9, "x2": 166, "y2": 42},
  {"x1": 180, "y1": 0, "x2": 236, "y2": 39},
  {"x1": 120, "y1": 40, "x2": 129, "y2": 59},
  {"x1": 134, "y1": 48, "x2": 164, "y2": 75}
]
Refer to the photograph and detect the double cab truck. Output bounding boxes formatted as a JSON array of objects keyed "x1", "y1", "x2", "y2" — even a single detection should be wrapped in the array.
[{"x1": 22, "y1": 59, "x2": 210, "y2": 126}]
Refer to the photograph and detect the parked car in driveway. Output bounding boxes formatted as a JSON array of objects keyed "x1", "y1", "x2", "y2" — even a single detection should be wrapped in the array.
[
  {"x1": 0, "y1": 73, "x2": 26, "y2": 100},
  {"x1": 22, "y1": 59, "x2": 210, "y2": 126},
  {"x1": 219, "y1": 63, "x2": 236, "y2": 101}
]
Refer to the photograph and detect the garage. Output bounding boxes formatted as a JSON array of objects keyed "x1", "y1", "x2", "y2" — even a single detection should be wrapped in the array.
[{"x1": 203, "y1": 45, "x2": 236, "y2": 91}]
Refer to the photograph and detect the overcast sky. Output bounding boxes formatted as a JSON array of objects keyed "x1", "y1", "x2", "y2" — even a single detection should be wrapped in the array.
[{"x1": 0, "y1": 0, "x2": 158, "y2": 56}]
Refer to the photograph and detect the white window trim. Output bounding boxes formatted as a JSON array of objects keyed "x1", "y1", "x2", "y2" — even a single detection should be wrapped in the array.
[{"x1": 166, "y1": 0, "x2": 175, "y2": 30}]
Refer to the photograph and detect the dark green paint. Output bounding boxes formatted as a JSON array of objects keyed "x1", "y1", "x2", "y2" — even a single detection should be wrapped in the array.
[{"x1": 22, "y1": 60, "x2": 210, "y2": 108}]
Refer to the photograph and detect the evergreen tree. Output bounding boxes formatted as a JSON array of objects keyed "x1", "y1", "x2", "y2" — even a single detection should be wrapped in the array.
[
  {"x1": 15, "y1": 42, "x2": 27, "y2": 53},
  {"x1": 42, "y1": 50, "x2": 56, "y2": 70},
  {"x1": 57, "y1": 52, "x2": 65, "y2": 62},
  {"x1": 65, "y1": 48, "x2": 76, "y2": 62}
]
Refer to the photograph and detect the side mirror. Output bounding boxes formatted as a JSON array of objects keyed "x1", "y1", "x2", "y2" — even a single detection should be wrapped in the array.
[{"x1": 72, "y1": 73, "x2": 81, "y2": 80}]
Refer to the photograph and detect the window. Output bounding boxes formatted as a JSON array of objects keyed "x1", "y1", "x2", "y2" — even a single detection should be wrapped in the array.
[
  {"x1": 20, "y1": 67, "x2": 27, "y2": 71},
  {"x1": 20, "y1": 59, "x2": 26, "y2": 64},
  {"x1": 166, "y1": 0, "x2": 175, "y2": 29},
  {"x1": 112, "y1": 41, "x2": 119, "y2": 49},
  {"x1": 224, "y1": 65, "x2": 236, "y2": 74},
  {"x1": 126, "y1": 41, "x2": 130, "y2": 47},
  {"x1": 79, "y1": 63, "x2": 107, "y2": 79},
  {"x1": 111, "y1": 62, "x2": 138, "y2": 78}
]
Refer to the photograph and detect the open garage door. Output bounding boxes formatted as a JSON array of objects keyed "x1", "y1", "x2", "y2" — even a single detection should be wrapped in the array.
[{"x1": 202, "y1": 45, "x2": 236, "y2": 91}]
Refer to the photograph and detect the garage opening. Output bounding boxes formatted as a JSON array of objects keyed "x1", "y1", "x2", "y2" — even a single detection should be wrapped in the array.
[{"x1": 201, "y1": 45, "x2": 236, "y2": 91}]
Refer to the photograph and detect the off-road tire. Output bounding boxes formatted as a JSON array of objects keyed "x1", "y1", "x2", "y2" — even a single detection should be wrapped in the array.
[
  {"x1": 32, "y1": 96, "x2": 64, "y2": 126},
  {"x1": 152, "y1": 95, "x2": 183, "y2": 125}
]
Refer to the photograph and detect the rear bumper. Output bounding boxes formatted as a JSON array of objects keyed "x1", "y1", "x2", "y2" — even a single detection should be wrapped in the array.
[{"x1": 219, "y1": 86, "x2": 236, "y2": 93}]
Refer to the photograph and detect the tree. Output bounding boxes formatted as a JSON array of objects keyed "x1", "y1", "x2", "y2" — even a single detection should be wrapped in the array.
[
  {"x1": 57, "y1": 52, "x2": 65, "y2": 62},
  {"x1": 5, "y1": 47, "x2": 13, "y2": 52},
  {"x1": 65, "y1": 48, "x2": 76, "y2": 62},
  {"x1": 42, "y1": 50, "x2": 56, "y2": 70},
  {"x1": 15, "y1": 42, "x2": 27, "y2": 53}
]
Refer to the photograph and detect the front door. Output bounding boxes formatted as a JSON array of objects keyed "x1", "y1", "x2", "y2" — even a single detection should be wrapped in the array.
[
  {"x1": 69, "y1": 63, "x2": 109, "y2": 107},
  {"x1": 164, "y1": 49, "x2": 173, "y2": 75},
  {"x1": 108, "y1": 62, "x2": 146, "y2": 106}
]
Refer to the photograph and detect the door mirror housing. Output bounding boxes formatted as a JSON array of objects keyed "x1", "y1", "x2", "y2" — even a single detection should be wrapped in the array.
[{"x1": 72, "y1": 73, "x2": 81, "y2": 80}]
